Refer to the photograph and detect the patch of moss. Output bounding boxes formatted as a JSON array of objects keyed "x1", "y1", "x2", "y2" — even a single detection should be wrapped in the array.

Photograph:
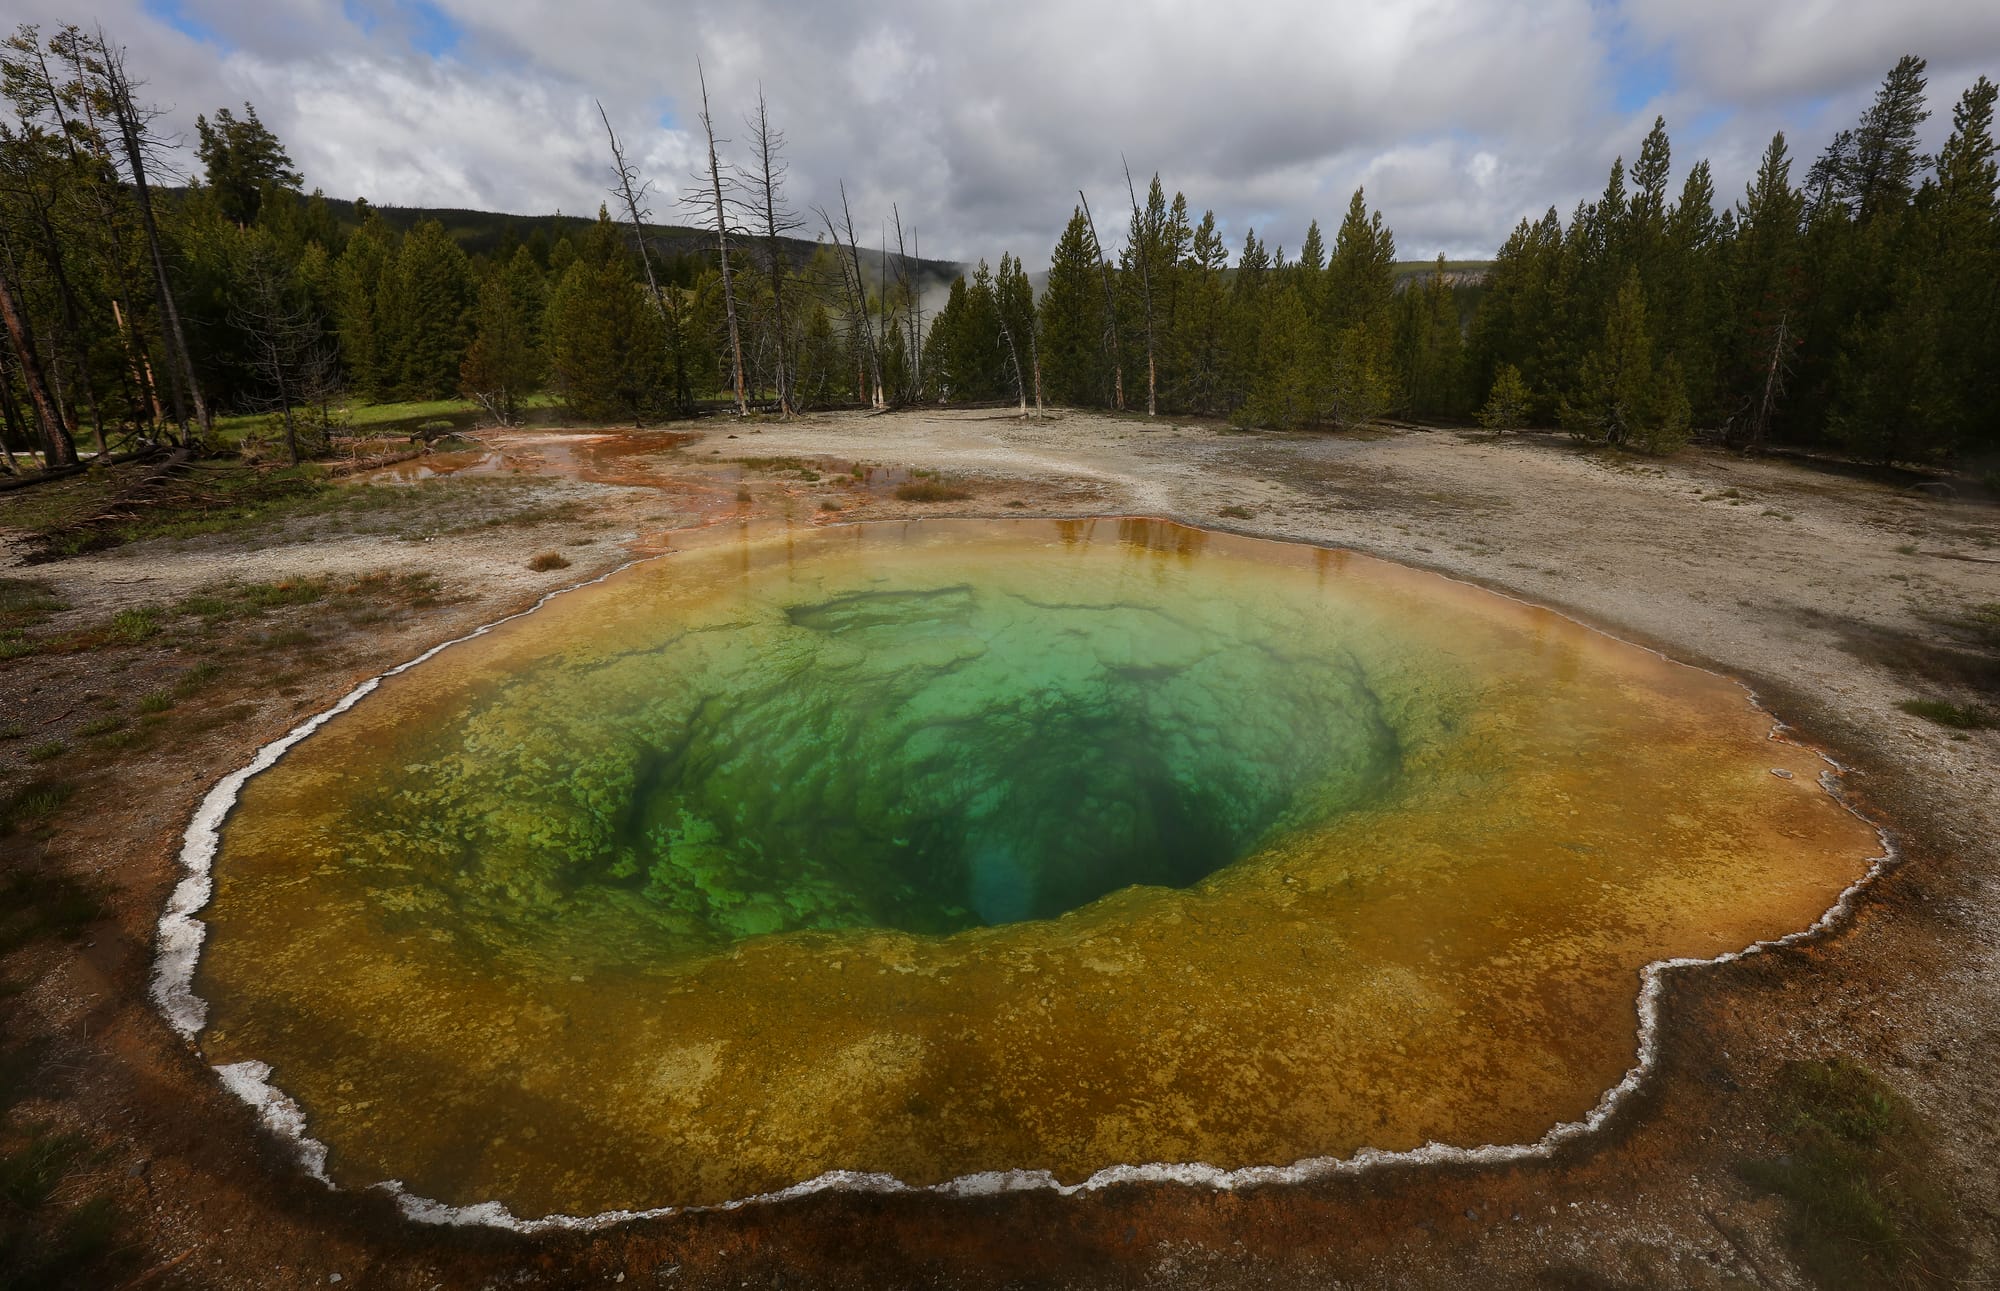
[
  {"x1": 0, "y1": 864, "x2": 104, "y2": 953},
  {"x1": 0, "y1": 579, "x2": 66, "y2": 631},
  {"x1": 105, "y1": 609, "x2": 159, "y2": 644},
  {"x1": 1897, "y1": 699, "x2": 1988, "y2": 730},
  {"x1": 1740, "y1": 1058, "x2": 1960, "y2": 1289},
  {"x1": 0, "y1": 1121, "x2": 135, "y2": 1289},
  {"x1": 894, "y1": 480, "x2": 973, "y2": 503}
]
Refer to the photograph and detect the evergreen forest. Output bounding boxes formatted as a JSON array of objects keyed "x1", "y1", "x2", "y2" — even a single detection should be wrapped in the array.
[{"x1": 2, "y1": 25, "x2": 1995, "y2": 473}]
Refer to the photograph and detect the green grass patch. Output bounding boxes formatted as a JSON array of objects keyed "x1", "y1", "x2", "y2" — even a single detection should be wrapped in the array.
[
  {"x1": 105, "y1": 609, "x2": 160, "y2": 644},
  {"x1": 894, "y1": 480, "x2": 973, "y2": 503},
  {"x1": 1740, "y1": 1058, "x2": 1960, "y2": 1289},
  {"x1": 1960, "y1": 603, "x2": 2000, "y2": 650},
  {"x1": 75, "y1": 717, "x2": 121, "y2": 739},
  {"x1": 172, "y1": 662, "x2": 224, "y2": 699},
  {"x1": 0, "y1": 864, "x2": 106, "y2": 954},
  {"x1": 1897, "y1": 699, "x2": 1989, "y2": 729},
  {"x1": 0, "y1": 579, "x2": 66, "y2": 630},
  {"x1": 135, "y1": 692, "x2": 173, "y2": 715},
  {"x1": 0, "y1": 1120, "x2": 135, "y2": 1288},
  {"x1": 182, "y1": 702, "x2": 257, "y2": 733},
  {"x1": 174, "y1": 578, "x2": 328, "y2": 623},
  {"x1": 25, "y1": 742, "x2": 64, "y2": 764}
]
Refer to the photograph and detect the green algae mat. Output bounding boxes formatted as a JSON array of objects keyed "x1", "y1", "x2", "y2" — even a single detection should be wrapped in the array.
[{"x1": 162, "y1": 518, "x2": 1882, "y2": 1221}]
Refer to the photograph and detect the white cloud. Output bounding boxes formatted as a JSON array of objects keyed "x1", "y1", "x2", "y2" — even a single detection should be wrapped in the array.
[{"x1": 13, "y1": 0, "x2": 1999, "y2": 266}]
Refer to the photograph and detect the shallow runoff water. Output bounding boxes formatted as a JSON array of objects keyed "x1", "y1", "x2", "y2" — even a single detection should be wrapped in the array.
[{"x1": 189, "y1": 518, "x2": 1878, "y2": 1218}]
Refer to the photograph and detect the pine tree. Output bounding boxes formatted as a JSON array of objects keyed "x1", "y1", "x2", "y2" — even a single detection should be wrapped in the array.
[
  {"x1": 1171, "y1": 209, "x2": 1231, "y2": 415},
  {"x1": 1562, "y1": 269, "x2": 1689, "y2": 453},
  {"x1": 1326, "y1": 188, "x2": 1399, "y2": 413},
  {"x1": 1038, "y1": 208, "x2": 1105, "y2": 406},
  {"x1": 1326, "y1": 188, "x2": 1396, "y2": 338},
  {"x1": 195, "y1": 103, "x2": 302, "y2": 227},
  {"x1": 1731, "y1": 133, "x2": 1806, "y2": 449},
  {"x1": 545, "y1": 239, "x2": 662, "y2": 420},
  {"x1": 1661, "y1": 158, "x2": 1720, "y2": 421},
  {"x1": 380, "y1": 219, "x2": 473, "y2": 399},
  {"x1": 1849, "y1": 55, "x2": 1932, "y2": 223},
  {"x1": 1394, "y1": 256, "x2": 1467, "y2": 418},
  {"x1": 1479, "y1": 363, "x2": 1530, "y2": 432},
  {"x1": 1240, "y1": 284, "x2": 1314, "y2": 429},
  {"x1": 331, "y1": 206, "x2": 392, "y2": 398},
  {"x1": 1916, "y1": 76, "x2": 1998, "y2": 458},
  {"x1": 460, "y1": 248, "x2": 544, "y2": 424},
  {"x1": 1223, "y1": 228, "x2": 1271, "y2": 415}
]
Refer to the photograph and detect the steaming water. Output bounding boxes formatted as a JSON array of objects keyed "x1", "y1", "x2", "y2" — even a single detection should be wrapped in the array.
[{"x1": 189, "y1": 518, "x2": 1878, "y2": 1218}]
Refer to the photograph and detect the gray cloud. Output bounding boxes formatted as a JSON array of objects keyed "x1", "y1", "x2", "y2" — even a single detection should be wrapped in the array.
[{"x1": 14, "y1": 0, "x2": 2000, "y2": 266}]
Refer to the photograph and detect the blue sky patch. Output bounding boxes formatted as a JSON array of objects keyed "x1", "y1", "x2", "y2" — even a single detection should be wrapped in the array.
[
  {"x1": 400, "y1": 0, "x2": 463, "y2": 56},
  {"x1": 143, "y1": 0, "x2": 228, "y2": 48}
]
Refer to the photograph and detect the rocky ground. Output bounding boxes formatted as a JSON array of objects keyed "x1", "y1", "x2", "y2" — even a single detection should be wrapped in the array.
[{"x1": 2, "y1": 408, "x2": 1996, "y2": 1288}]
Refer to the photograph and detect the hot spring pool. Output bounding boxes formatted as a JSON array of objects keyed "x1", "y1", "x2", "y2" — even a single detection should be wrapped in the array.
[{"x1": 157, "y1": 518, "x2": 1881, "y2": 1223}]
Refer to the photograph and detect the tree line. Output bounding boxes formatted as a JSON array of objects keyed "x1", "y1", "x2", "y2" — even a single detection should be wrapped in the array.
[
  {"x1": 1, "y1": 28, "x2": 1993, "y2": 472},
  {"x1": 930, "y1": 55, "x2": 1995, "y2": 466}
]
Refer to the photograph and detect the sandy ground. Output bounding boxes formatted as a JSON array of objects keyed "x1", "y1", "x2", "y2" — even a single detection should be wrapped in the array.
[{"x1": 3, "y1": 407, "x2": 1997, "y2": 1288}]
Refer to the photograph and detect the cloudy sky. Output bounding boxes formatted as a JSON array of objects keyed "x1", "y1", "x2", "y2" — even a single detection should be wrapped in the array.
[{"x1": 18, "y1": 0, "x2": 2000, "y2": 265}]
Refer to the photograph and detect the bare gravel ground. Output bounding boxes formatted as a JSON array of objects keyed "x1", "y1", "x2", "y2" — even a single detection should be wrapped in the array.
[{"x1": 2, "y1": 407, "x2": 1997, "y2": 1288}]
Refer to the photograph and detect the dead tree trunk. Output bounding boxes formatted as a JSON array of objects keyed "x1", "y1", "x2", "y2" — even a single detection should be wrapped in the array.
[
  {"x1": 1077, "y1": 189, "x2": 1124, "y2": 411},
  {"x1": 97, "y1": 30, "x2": 207, "y2": 445},
  {"x1": 909, "y1": 222, "x2": 925, "y2": 394},
  {"x1": 1746, "y1": 310, "x2": 1791, "y2": 456},
  {"x1": 1122, "y1": 160, "x2": 1158, "y2": 417},
  {"x1": 58, "y1": 29, "x2": 164, "y2": 433},
  {"x1": 1029, "y1": 319, "x2": 1044, "y2": 419},
  {"x1": 0, "y1": 342, "x2": 29, "y2": 472},
  {"x1": 818, "y1": 185, "x2": 884, "y2": 408},
  {"x1": 0, "y1": 253, "x2": 77, "y2": 466},
  {"x1": 693, "y1": 62, "x2": 748, "y2": 417},
  {"x1": 597, "y1": 101, "x2": 691, "y2": 416},
  {"x1": 738, "y1": 89, "x2": 800, "y2": 418},
  {"x1": 892, "y1": 207, "x2": 921, "y2": 398},
  {"x1": 21, "y1": 40, "x2": 109, "y2": 453},
  {"x1": 996, "y1": 303, "x2": 1027, "y2": 417}
]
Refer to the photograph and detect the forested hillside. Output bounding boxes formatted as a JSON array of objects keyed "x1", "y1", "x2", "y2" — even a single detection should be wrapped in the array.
[{"x1": 0, "y1": 22, "x2": 1994, "y2": 473}]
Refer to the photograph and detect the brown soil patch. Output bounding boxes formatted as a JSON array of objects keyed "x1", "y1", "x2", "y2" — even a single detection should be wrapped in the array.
[{"x1": 2, "y1": 410, "x2": 1996, "y2": 1287}]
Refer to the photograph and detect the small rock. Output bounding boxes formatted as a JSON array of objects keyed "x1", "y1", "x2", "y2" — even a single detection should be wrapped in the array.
[
  {"x1": 1464, "y1": 1208, "x2": 1480, "y2": 1221},
  {"x1": 329, "y1": 1276, "x2": 343, "y2": 1284},
  {"x1": 1770, "y1": 768, "x2": 1794, "y2": 779}
]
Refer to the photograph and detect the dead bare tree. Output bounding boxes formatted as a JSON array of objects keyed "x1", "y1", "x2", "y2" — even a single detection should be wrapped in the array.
[
  {"x1": 230, "y1": 237, "x2": 326, "y2": 465},
  {"x1": 814, "y1": 183, "x2": 884, "y2": 408},
  {"x1": 733, "y1": 88, "x2": 801, "y2": 418},
  {"x1": 597, "y1": 100, "x2": 689, "y2": 414},
  {"x1": 0, "y1": 229, "x2": 76, "y2": 466},
  {"x1": 53, "y1": 26, "x2": 164, "y2": 430},
  {"x1": 94, "y1": 29, "x2": 207, "y2": 445},
  {"x1": 685, "y1": 61, "x2": 747, "y2": 417},
  {"x1": 1745, "y1": 310, "x2": 1792, "y2": 455},
  {"x1": 1122, "y1": 158, "x2": 1158, "y2": 417},
  {"x1": 891, "y1": 206, "x2": 920, "y2": 398},
  {"x1": 5, "y1": 32, "x2": 110, "y2": 453},
  {"x1": 1077, "y1": 188, "x2": 1124, "y2": 411},
  {"x1": 0, "y1": 343, "x2": 25, "y2": 473}
]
